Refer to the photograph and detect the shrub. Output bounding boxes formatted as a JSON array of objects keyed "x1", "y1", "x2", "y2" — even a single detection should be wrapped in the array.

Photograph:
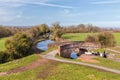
[
  {"x1": 5, "y1": 33, "x2": 33, "y2": 59},
  {"x1": 98, "y1": 32, "x2": 116, "y2": 47},
  {"x1": 0, "y1": 51, "x2": 12, "y2": 63},
  {"x1": 85, "y1": 35, "x2": 98, "y2": 43},
  {"x1": 85, "y1": 32, "x2": 116, "y2": 47}
]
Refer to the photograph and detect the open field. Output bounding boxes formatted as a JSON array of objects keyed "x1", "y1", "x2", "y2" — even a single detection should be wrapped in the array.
[
  {"x1": 0, "y1": 37, "x2": 8, "y2": 50},
  {"x1": 62, "y1": 33, "x2": 94, "y2": 41},
  {"x1": 62, "y1": 33, "x2": 120, "y2": 46},
  {"x1": 113, "y1": 33, "x2": 120, "y2": 46},
  {"x1": 0, "y1": 58, "x2": 119, "y2": 80}
]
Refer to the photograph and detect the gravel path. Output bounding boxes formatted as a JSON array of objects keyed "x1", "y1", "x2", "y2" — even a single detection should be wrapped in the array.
[{"x1": 42, "y1": 50, "x2": 120, "y2": 75}]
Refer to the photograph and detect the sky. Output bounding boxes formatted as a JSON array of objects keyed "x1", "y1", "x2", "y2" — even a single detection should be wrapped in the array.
[{"x1": 0, "y1": 0, "x2": 120, "y2": 27}]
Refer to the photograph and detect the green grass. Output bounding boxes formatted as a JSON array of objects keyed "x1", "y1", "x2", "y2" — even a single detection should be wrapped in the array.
[
  {"x1": 93, "y1": 48, "x2": 105, "y2": 53},
  {"x1": 57, "y1": 54, "x2": 120, "y2": 70},
  {"x1": 0, "y1": 54, "x2": 39, "y2": 72},
  {"x1": 62, "y1": 33, "x2": 120, "y2": 46},
  {"x1": 113, "y1": 33, "x2": 120, "y2": 46},
  {"x1": 62, "y1": 33, "x2": 95, "y2": 41},
  {"x1": 47, "y1": 63, "x2": 120, "y2": 80},
  {"x1": 0, "y1": 60, "x2": 119, "y2": 80},
  {"x1": 0, "y1": 37, "x2": 9, "y2": 50},
  {"x1": 92, "y1": 57, "x2": 120, "y2": 70}
]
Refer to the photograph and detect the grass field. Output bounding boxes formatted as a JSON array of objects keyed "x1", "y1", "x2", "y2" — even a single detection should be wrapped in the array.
[
  {"x1": 0, "y1": 37, "x2": 9, "y2": 51},
  {"x1": 62, "y1": 33, "x2": 94, "y2": 41},
  {"x1": 62, "y1": 33, "x2": 120, "y2": 46},
  {"x1": 113, "y1": 33, "x2": 120, "y2": 46},
  {"x1": 0, "y1": 60, "x2": 119, "y2": 80},
  {"x1": 0, "y1": 54, "x2": 39, "y2": 72}
]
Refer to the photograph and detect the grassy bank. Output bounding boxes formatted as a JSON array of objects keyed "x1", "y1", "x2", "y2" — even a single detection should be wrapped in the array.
[
  {"x1": 0, "y1": 60, "x2": 119, "y2": 80},
  {"x1": 0, "y1": 54, "x2": 39, "y2": 72},
  {"x1": 0, "y1": 46, "x2": 57, "y2": 72}
]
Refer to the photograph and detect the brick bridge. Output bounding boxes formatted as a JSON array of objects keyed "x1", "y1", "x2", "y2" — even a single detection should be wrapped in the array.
[{"x1": 57, "y1": 41, "x2": 101, "y2": 58}]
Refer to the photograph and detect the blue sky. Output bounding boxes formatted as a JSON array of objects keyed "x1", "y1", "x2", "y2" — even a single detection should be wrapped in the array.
[{"x1": 0, "y1": 0, "x2": 120, "y2": 27}]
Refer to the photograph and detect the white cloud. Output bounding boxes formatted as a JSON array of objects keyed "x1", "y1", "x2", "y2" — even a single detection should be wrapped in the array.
[
  {"x1": 91, "y1": 0, "x2": 120, "y2": 4},
  {"x1": 0, "y1": 0, "x2": 74, "y2": 9},
  {"x1": 0, "y1": 8, "x2": 24, "y2": 22},
  {"x1": 0, "y1": 0, "x2": 74, "y2": 23},
  {"x1": 30, "y1": 2, "x2": 74, "y2": 9}
]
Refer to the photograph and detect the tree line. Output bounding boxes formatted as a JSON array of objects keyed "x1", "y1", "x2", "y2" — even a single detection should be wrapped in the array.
[
  {"x1": 62, "y1": 24, "x2": 102, "y2": 33},
  {"x1": 1, "y1": 23, "x2": 120, "y2": 38}
]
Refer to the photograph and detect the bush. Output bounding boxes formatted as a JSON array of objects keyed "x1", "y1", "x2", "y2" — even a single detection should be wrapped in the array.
[
  {"x1": 5, "y1": 33, "x2": 33, "y2": 59},
  {"x1": 85, "y1": 35, "x2": 98, "y2": 43},
  {"x1": 85, "y1": 32, "x2": 116, "y2": 47},
  {"x1": 98, "y1": 32, "x2": 116, "y2": 47},
  {"x1": 0, "y1": 51, "x2": 12, "y2": 63}
]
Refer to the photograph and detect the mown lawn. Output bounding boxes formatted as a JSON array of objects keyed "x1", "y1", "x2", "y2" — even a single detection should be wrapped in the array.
[
  {"x1": 0, "y1": 54, "x2": 39, "y2": 72},
  {"x1": 0, "y1": 37, "x2": 8, "y2": 50},
  {"x1": 0, "y1": 60, "x2": 119, "y2": 80},
  {"x1": 62, "y1": 33, "x2": 120, "y2": 46}
]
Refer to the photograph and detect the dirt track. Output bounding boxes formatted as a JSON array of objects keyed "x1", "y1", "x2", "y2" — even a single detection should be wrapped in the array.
[{"x1": 0, "y1": 58, "x2": 49, "y2": 76}]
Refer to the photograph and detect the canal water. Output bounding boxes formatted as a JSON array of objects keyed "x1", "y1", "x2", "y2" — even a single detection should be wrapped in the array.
[{"x1": 36, "y1": 40, "x2": 54, "y2": 50}]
